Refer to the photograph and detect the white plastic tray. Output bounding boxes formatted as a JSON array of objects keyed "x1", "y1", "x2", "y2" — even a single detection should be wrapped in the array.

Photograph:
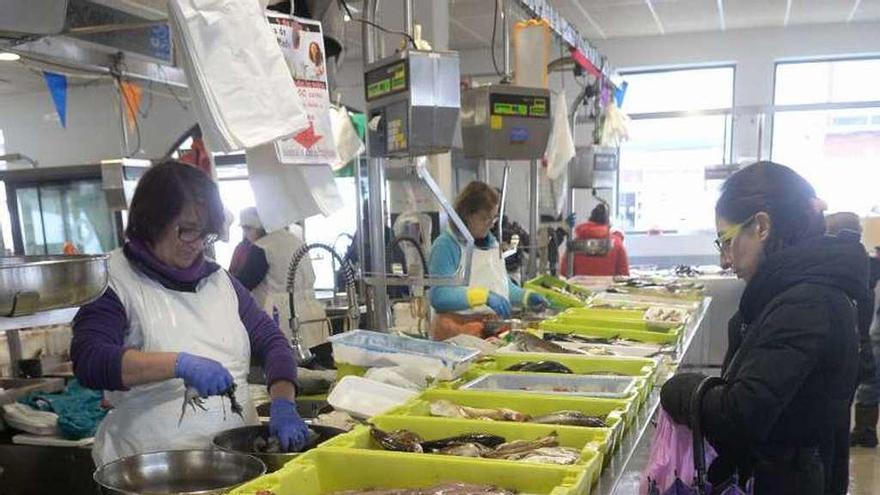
[
  {"x1": 329, "y1": 330, "x2": 480, "y2": 381},
  {"x1": 327, "y1": 376, "x2": 418, "y2": 419},
  {"x1": 459, "y1": 372, "x2": 637, "y2": 399}
]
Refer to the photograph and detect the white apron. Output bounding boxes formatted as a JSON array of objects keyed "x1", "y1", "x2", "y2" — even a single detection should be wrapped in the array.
[
  {"x1": 252, "y1": 229, "x2": 328, "y2": 349},
  {"x1": 93, "y1": 250, "x2": 258, "y2": 466},
  {"x1": 458, "y1": 244, "x2": 510, "y2": 316}
]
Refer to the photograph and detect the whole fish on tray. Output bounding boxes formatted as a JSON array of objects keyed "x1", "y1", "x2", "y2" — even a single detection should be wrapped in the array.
[
  {"x1": 486, "y1": 432, "x2": 561, "y2": 460},
  {"x1": 421, "y1": 433, "x2": 506, "y2": 452},
  {"x1": 369, "y1": 427, "x2": 579, "y2": 465},
  {"x1": 505, "y1": 361, "x2": 574, "y2": 374},
  {"x1": 330, "y1": 483, "x2": 517, "y2": 495},
  {"x1": 370, "y1": 425, "x2": 424, "y2": 453},
  {"x1": 511, "y1": 331, "x2": 578, "y2": 354},
  {"x1": 429, "y1": 400, "x2": 530, "y2": 422},
  {"x1": 529, "y1": 410, "x2": 606, "y2": 427},
  {"x1": 516, "y1": 446, "x2": 582, "y2": 465}
]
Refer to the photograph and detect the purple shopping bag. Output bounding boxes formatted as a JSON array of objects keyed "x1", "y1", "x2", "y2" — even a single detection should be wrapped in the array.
[{"x1": 641, "y1": 408, "x2": 718, "y2": 495}]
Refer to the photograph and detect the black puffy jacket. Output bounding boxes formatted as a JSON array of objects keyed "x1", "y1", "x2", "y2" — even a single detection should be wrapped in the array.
[{"x1": 700, "y1": 235, "x2": 868, "y2": 494}]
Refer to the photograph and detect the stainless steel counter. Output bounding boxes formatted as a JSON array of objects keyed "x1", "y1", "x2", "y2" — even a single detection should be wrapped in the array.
[{"x1": 593, "y1": 296, "x2": 712, "y2": 495}]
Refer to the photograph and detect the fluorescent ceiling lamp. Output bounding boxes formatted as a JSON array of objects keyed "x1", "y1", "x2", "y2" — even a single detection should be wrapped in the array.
[{"x1": 0, "y1": 52, "x2": 21, "y2": 62}]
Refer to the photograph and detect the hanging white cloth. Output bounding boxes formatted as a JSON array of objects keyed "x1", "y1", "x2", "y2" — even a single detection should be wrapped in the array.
[
  {"x1": 93, "y1": 251, "x2": 258, "y2": 466},
  {"x1": 246, "y1": 143, "x2": 343, "y2": 232},
  {"x1": 168, "y1": 0, "x2": 308, "y2": 151},
  {"x1": 542, "y1": 91, "x2": 576, "y2": 216}
]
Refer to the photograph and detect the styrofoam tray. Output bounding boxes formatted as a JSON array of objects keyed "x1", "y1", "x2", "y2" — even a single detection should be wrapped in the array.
[
  {"x1": 327, "y1": 375, "x2": 417, "y2": 419},
  {"x1": 328, "y1": 330, "x2": 480, "y2": 381},
  {"x1": 459, "y1": 372, "x2": 637, "y2": 399}
]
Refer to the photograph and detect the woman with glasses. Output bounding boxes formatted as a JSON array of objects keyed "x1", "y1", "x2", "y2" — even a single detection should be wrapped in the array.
[
  {"x1": 660, "y1": 161, "x2": 870, "y2": 494},
  {"x1": 71, "y1": 161, "x2": 309, "y2": 466},
  {"x1": 428, "y1": 181, "x2": 548, "y2": 341}
]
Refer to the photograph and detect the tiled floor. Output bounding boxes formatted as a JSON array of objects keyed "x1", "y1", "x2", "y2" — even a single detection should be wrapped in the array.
[{"x1": 850, "y1": 447, "x2": 880, "y2": 494}]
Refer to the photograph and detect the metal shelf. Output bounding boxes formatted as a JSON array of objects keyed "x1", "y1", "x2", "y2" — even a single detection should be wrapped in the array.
[{"x1": 593, "y1": 297, "x2": 713, "y2": 495}]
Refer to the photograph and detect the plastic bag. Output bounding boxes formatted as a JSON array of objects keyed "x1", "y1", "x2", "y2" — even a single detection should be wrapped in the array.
[{"x1": 642, "y1": 408, "x2": 717, "y2": 495}]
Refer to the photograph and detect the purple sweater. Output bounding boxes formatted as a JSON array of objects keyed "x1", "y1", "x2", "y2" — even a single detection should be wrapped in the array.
[{"x1": 70, "y1": 240, "x2": 298, "y2": 391}]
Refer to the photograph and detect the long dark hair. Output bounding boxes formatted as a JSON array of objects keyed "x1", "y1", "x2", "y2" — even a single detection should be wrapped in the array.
[
  {"x1": 126, "y1": 160, "x2": 225, "y2": 245},
  {"x1": 715, "y1": 161, "x2": 825, "y2": 255}
]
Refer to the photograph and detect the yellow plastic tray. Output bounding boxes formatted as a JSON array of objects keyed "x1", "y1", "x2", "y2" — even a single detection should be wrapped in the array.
[
  {"x1": 554, "y1": 309, "x2": 683, "y2": 333},
  {"x1": 539, "y1": 319, "x2": 683, "y2": 345},
  {"x1": 230, "y1": 447, "x2": 593, "y2": 495},
  {"x1": 525, "y1": 275, "x2": 591, "y2": 309},
  {"x1": 387, "y1": 388, "x2": 632, "y2": 445},
  {"x1": 321, "y1": 415, "x2": 605, "y2": 480},
  {"x1": 460, "y1": 352, "x2": 657, "y2": 405}
]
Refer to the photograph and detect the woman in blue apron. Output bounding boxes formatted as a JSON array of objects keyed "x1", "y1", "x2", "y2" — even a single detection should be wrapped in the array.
[
  {"x1": 428, "y1": 181, "x2": 548, "y2": 340},
  {"x1": 71, "y1": 161, "x2": 309, "y2": 466}
]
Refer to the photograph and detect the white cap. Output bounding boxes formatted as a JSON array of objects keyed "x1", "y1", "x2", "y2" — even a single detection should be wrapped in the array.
[{"x1": 239, "y1": 207, "x2": 263, "y2": 229}]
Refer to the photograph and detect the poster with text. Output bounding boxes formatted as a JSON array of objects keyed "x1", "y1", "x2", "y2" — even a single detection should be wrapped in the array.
[{"x1": 268, "y1": 13, "x2": 338, "y2": 164}]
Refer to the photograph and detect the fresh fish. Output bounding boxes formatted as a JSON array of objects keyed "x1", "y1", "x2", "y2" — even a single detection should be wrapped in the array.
[
  {"x1": 511, "y1": 331, "x2": 577, "y2": 354},
  {"x1": 543, "y1": 333, "x2": 621, "y2": 345},
  {"x1": 437, "y1": 442, "x2": 492, "y2": 457},
  {"x1": 486, "y1": 432, "x2": 560, "y2": 459},
  {"x1": 529, "y1": 411, "x2": 606, "y2": 427},
  {"x1": 223, "y1": 383, "x2": 245, "y2": 421},
  {"x1": 515, "y1": 446, "x2": 581, "y2": 465},
  {"x1": 178, "y1": 386, "x2": 207, "y2": 427},
  {"x1": 505, "y1": 361, "x2": 574, "y2": 374},
  {"x1": 584, "y1": 371, "x2": 628, "y2": 376},
  {"x1": 330, "y1": 483, "x2": 516, "y2": 495},
  {"x1": 421, "y1": 433, "x2": 506, "y2": 452},
  {"x1": 370, "y1": 425, "x2": 424, "y2": 453},
  {"x1": 429, "y1": 400, "x2": 529, "y2": 422}
]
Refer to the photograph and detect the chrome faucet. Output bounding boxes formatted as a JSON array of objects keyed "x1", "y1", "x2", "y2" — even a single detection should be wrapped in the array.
[{"x1": 286, "y1": 243, "x2": 359, "y2": 363}]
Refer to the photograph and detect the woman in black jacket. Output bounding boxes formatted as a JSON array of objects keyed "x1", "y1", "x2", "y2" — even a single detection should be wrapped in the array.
[{"x1": 660, "y1": 162, "x2": 869, "y2": 495}]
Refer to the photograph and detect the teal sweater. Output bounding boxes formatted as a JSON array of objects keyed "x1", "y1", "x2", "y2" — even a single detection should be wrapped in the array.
[{"x1": 428, "y1": 230, "x2": 526, "y2": 312}]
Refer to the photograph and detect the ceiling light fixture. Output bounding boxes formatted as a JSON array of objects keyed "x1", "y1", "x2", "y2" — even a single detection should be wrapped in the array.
[{"x1": 0, "y1": 52, "x2": 21, "y2": 62}]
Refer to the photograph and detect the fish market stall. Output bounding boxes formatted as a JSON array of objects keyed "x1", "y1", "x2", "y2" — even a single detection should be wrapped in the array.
[{"x1": 227, "y1": 283, "x2": 711, "y2": 495}]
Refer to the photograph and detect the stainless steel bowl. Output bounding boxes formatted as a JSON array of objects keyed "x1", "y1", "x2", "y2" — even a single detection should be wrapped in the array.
[
  {"x1": 212, "y1": 424, "x2": 344, "y2": 473},
  {"x1": 0, "y1": 255, "x2": 108, "y2": 316},
  {"x1": 93, "y1": 449, "x2": 266, "y2": 495}
]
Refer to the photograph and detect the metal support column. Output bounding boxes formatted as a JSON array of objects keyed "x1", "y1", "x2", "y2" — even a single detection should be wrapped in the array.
[
  {"x1": 404, "y1": 0, "x2": 414, "y2": 41},
  {"x1": 363, "y1": 0, "x2": 389, "y2": 331},
  {"x1": 528, "y1": 159, "x2": 539, "y2": 278},
  {"x1": 501, "y1": 0, "x2": 511, "y2": 79},
  {"x1": 566, "y1": 87, "x2": 588, "y2": 276},
  {"x1": 498, "y1": 163, "x2": 510, "y2": 258}
]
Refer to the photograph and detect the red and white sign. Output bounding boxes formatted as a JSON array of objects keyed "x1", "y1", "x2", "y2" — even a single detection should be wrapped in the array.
[{"x1": 268, "y1": 13, "x2": 338, "y2": 164}]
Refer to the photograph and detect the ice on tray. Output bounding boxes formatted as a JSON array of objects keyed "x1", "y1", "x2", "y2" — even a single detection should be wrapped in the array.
[
  {"x1": 460, "y1": 372, "x2": 636, "y2": 399},
  {"x1": 328, "y1": 330, "x2": 480, "y2": 380}
]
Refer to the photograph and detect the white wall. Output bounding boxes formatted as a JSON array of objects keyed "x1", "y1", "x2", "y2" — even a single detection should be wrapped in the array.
[
  {"x1": 0, "y1": 81, "x2": 195, "y2": 168},
  {"x1": 456, "y1": 21, "x2": 880, "y2": 265}
]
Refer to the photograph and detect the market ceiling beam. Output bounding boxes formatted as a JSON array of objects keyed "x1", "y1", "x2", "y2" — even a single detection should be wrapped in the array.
[{"x1": 716, "y1": 0, "x2": 726, "y2": 31}]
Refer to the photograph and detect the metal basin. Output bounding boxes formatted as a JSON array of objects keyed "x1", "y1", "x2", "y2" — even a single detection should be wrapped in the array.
[
  {"x1": 212, "y1": 424, "x2": 344, "y2": 473},
  {"x1": 0, "y1": 255, "x2": 108, "y2": 316},
  {"x1": 93, "y1": 449, "x2": 265, "y2": 495}
]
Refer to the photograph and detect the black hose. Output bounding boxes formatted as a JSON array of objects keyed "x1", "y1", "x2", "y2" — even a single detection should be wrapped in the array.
[{"x1": 387, "y1": 235, "x2": 428, "y2": 276}]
